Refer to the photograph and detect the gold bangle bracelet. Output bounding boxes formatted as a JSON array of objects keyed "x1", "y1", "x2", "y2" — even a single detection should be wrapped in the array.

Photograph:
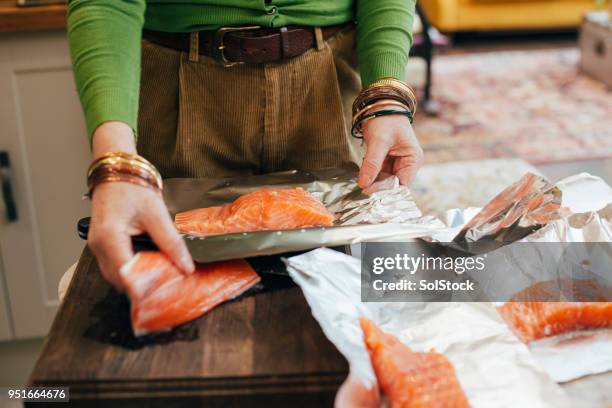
[
  {"x1": 86, "y1": 152, "x2": 163, "y2": 196},
  {"x1": 356, "y1": 77, "x2": 417, "y2": 111},
  {"x1": 352, "y1": 84, "x2": 417, "y2": 118},
  {"x1": 88, "y1": 162, "x2": 163, "y2": 191},
  {"x1": 362, "y1": 85, "x2": 417, "y2": 113},
  {"x1": 89, "y1": 151, "x2": 159, "y2": 170},
  {"x1": 87, "y1": 153, "x2": 160, "y2": 178},
  {"x1": 87, "y1": 174, "x2": 162, "y2": 198},
  {"x1": 88, "y1": 156, "x2": 161, "y2": 185},
  {"x1": 352, "y1": 100, "x2": 410, "y2": 124},
  {"x1": 87, "y1": 152, "x2": 161, "y2": 186},
  {"x1": 353, "y1": 106, "x2": 411, "y2": 136},
  {"x1": 368, "y1": 78, "x2": 417, "y2": 101}
]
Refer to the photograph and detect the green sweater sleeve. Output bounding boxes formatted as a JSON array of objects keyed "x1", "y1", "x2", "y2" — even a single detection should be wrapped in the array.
[
  {"x1": 355, "y1": 0, "x2": 416, "y2": 87},
  {"x1": 67, "y1": 0, "x2": 145, "y2": 142}
]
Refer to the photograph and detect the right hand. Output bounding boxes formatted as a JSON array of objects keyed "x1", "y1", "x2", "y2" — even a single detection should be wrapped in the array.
[
  {"x1": 335, "y1": 373, "x2": 380, "y2": 408},
  {"x1": 87, "y1": 122, "x2": 194, "y2": 291}
]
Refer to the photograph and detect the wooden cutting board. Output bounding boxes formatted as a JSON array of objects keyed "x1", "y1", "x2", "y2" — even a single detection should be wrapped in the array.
[{"x1": 28, "y1": 247, "x2": 349, "y2": 407}]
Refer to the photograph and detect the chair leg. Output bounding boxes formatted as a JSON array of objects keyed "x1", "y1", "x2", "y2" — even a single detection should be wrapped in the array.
[{"x1": 422, "y1": 52, "x2": 440, "y2": 116}]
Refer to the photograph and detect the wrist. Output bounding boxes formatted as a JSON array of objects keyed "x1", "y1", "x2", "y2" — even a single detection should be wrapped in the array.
[
  {"x1": 352, "y1": 77, "x2": 417, "y2": 118},
  {"x1": 92, "y1": 121, "x2": 137, "y2": 159},
  {"x1": 87, "y1": 152, "x2": 162, "y2": 198}
]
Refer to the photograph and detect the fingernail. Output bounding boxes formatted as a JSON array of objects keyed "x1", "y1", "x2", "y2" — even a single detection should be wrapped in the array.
[{"x1": 361, "y1": 176, "x2": 372, "y2": 188}]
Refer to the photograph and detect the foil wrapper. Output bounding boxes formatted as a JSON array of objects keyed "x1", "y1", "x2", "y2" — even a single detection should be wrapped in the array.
[
  {"x1": 163, "y1": 166, "x2": 444, "y2": 263},
  {"x1": 284, "y1": 172, "x2": 612, "y2": 404},
  {"x1": 515, "y1": 202, "x2": 612, "y2": 383},
  {"x1": 442, "y1": 173, "x2": 612, "y2": 383},
  {"x1": 452, "y1": 172, "x2": 563, "y2": 253},
  {"x1": 284, "y1": 248, "x2": 571, "y2": 408}
]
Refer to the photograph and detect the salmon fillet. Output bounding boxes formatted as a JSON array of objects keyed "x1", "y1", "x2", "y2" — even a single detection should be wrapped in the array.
[
  {"x1": 360, "y1": 319, "x2": 470, "y2": 408},
  {"x1": 174, "y1": 187, "x2": 334, "y2": 235},
  {"x1": 120, "y1": 251, "x2": 260, "y2": 336},
  {"x1": 497, "y1": 279, "x2": 612, "y2": 342}
]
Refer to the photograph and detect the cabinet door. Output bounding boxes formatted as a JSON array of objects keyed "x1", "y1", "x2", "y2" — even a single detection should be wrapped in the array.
[
  {"x1": 0, "y1": 31, "x2": 91, "y2": 338},
  {"x1": 0, "y1": 256, "x2": 13, "y2": 341}
]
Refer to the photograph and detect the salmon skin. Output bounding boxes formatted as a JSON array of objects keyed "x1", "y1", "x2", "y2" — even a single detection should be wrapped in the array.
[
  {"x1": 497, "y1": 279, "x2": 612, "y2": 342},
  {"x1": 120, "y1": 251, "x2": 260, "y2": 336},
  {"x1": 360, "y1": 319, "x2": 470, "y2": 408},
  {"x1": 174, "y1": 187, "x2": 334, "y2": 235}
]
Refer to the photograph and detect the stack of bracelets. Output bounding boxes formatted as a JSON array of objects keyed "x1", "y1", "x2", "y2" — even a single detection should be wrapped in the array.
[
  {"x1": 351, "y1": 77, "x2": 418, "y2": 139},
  {"x1": 86, "y1": 152, "x2": 163, "y2": 197}
]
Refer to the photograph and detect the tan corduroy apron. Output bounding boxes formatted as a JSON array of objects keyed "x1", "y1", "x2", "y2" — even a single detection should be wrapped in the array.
[{"x1": 137, "y1": 27, "x2": 364, "y2": 178}]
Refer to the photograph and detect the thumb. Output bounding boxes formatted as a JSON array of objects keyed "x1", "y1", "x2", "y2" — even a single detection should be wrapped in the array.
[
  {"x1": 359, "y1": 137, "x2": 389, "y2": 188},
  {"x1": 143, "y1": 202, "x2": 195, "y2": 274}
]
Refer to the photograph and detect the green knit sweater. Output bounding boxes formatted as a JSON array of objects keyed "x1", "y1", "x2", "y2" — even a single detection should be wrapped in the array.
[{"x1": 67, "y1": 0, "x2": 415, "y2": 140}]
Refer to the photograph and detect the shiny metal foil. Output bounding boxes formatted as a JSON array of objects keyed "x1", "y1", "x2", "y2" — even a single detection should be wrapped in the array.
[
  {"x1": 284, "y1": 171, "x2": 612, "y2": 399},
  {"x1": 446, "y1": 173, "x2": 612, "y2": 383},
  {"x1": 284, "y1": 248, "x2": 571, "y2": 407},
  {"x1": 163, "y1": 165, "x2": 443, "y2": 263},
  {"x1": 452, "y1": 172, "x2": 563, "y2": 253}
]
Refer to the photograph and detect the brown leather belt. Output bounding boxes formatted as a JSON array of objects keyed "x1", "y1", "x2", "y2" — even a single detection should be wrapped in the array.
[{"x1": 142, "y1": 24, "x2": 350, "y2": 66}]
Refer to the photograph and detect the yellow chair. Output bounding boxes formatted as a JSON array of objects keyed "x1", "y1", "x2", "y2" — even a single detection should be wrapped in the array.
[{"x1": 419, "y1": 0, "x2": 609, "y2": 32}]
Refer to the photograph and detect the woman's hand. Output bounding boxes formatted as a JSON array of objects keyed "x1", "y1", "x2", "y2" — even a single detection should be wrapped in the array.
[
  {"x1": 88, "y1": 122, "x2": 194, "y2": 291},
  {"x1": 335, "y1": 373, "x2": 380, "y2": 408},
  {"x1": 357, "y1": 101, "x2": 423, "y2": 188}
]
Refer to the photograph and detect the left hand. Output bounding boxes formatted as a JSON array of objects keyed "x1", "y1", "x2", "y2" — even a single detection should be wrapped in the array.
[{"x1": 357, "y1": 101, "x2": 424, "y2": 188}]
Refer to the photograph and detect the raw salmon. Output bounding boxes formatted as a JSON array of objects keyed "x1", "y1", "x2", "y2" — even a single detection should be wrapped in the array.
[
  {"x1": 174, "y1": 187, "x2": 334, "y2": 235},
  {"x1": 120, "y1": 251, "x2": 260, "y2": 336},
  {"x1": 360, "y1": 319, "x2": 470, "y2": 408},
  {"x1": 497, "y1": 279, "x2": 612, "y2": 342}
]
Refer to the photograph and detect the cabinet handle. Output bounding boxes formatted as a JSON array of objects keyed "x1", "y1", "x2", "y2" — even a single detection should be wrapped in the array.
[{"x1": 0, "y1": 151, "x2": 18, "y2": 222}]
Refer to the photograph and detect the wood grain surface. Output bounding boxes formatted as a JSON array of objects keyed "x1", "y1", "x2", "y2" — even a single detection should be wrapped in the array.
[
  {"x1": 0, "y1": 1, "x2": 66, "y2": 33},
  {"x1": 28, "y1": 247, "x2": 348, "y2": 407}
]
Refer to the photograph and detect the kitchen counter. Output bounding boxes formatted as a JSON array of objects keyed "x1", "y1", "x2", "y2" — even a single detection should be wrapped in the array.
[{"x1": 0, "y1": 1, "x2": 66, "y2": 33}]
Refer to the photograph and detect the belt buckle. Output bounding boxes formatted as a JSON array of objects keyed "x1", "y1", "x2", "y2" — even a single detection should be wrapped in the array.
[{"x1": 213, "y1": 25, "x2": 261, "y2": 67}]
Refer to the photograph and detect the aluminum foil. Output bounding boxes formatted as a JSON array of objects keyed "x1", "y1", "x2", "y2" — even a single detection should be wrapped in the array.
[
  {"x1": 163, "y1": 166, "x2": 444, "y2": 263},
  {"x1": 530, "y1": 329, "x2": 612, "y2": 383},
  {"x1": 442, "y1": 173, "x2": 612, "y2": 383},
  {"x1": 513, "y1": 202, "x2": 612, "y2": 383},
  {"x1": 284, "y1": 171, "x2": 612, "y2": 405},
  {"x1": 284, "y1": 248, "x2": 571, "y2": 408},
  {"x1": 452, "y1": 172, "x2": 563, "y2": 253}
]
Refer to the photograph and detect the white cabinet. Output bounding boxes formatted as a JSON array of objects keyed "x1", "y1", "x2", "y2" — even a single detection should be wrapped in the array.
[
  {"x1": 0, "y1": 258, "x2": 12, "y2": 341},
  {"x1": 0, "y1": 30, "x2": 91, "y2": 339}
]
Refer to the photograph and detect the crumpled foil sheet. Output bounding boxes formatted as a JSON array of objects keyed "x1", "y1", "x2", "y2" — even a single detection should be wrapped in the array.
[
  {"x1": 452, "y1": 172, "x2": 563, "y2": 253},
  {"x1": 284, "y1": 248, "x2": 571, "y2": 408},
  {"x1": 285, "y1": 172, "x2": 612, "y2": 405},
  {"x1": 335, "y1": 176, "x2": 424, "y2": 225},
  {"x1": 163, "y1": 166, "x2": 444, "y2": 263},
  {"x1": 436, "y1": 173, "x2": 612, "y2": 383},
  {"x1": 516, "y1": 202, "x2": 612, "y2": 383}
]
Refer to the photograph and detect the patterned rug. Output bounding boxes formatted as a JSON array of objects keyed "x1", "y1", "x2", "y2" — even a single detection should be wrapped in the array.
[{"x1": 413, "y1": 48, "x2": 612, "y2": 164}]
